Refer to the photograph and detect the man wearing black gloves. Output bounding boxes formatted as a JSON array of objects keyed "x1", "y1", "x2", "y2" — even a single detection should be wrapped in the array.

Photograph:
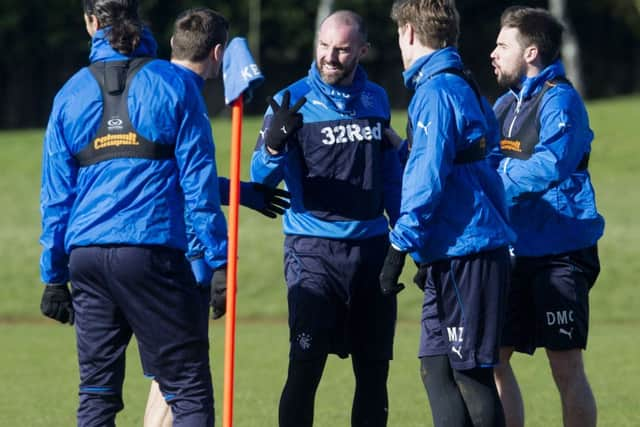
[
  {"x1": 251, "y1": 10, "x2": 403, "y2": 427},
  {"x1": 39, "y1": 1, "x2": 228, "y2": 425},
  {"x1": 380, "y1": 1, "x2": 515, "y2": 426},
  {"x1": 142, "y1": 8, "x2": 291, "y2": 427}
]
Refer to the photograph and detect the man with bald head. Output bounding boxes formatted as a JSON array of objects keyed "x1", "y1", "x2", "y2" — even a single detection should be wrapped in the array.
[{"x1": 251, "y1": 10, "x2": 403, "y2": 427}]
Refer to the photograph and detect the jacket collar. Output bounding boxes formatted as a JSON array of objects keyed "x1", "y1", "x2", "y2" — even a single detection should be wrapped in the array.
[
  {"x1": 509, "y1": 60, "x2": 566, "y2": 101},
  {"x1": 307, "y1": 61, "x2": 367, "y2": 114},
  {"x1": 89, "y1": 27, "x2": 158, "y2": 63},
  {"x1": 403, "y1": 47, "x2": 463, "y2": 90},
  {"x1": 172, "y1": 63, "x2": 205, "y2": 90}
]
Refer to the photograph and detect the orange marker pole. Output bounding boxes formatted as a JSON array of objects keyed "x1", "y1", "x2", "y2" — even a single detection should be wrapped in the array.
[{"x1": 223, "y1": 95, "x2": 243, "y2": 427}]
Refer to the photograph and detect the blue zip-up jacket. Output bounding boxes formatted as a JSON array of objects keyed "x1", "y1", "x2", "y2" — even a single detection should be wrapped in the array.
[
  {"x1": 389, "y1": 48, "x2": 515, "y2": 263},
  {"x1": 250, "y1": 63, "x2": 402, "y2": 239},
  {"x1": 40, "y1": 29, "x2": 228, "y2": 284},
  {"x1": 493, "y1": 61, "x2": 604, "y2": 256}
]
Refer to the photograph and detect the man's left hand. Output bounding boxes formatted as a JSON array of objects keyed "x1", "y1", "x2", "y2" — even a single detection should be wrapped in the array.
[{"x1": 379, "y1": 246, "x2": 407, "y2": 296}]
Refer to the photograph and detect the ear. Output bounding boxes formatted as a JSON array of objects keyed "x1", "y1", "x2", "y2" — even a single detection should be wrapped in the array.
[
  {"x1": 170, "y1": 36, "x2": 174, "y2": 49},
  {"x1": 213, "y1": 43, "x2": 224, "y2": 63},
  {"x1": 523, "y1": 45, "x2": 539, "y2": 65},
  {"x1": 84, "y1": 13, "x2": 99, "y2": 36},
  {"x1": 359, "y1": 41, "x2": 370, "y2": 57}
]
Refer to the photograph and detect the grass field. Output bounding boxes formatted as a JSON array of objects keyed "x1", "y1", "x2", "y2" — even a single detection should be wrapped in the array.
[{"x1": 0, "y1": 95, "x2": 639, "y2": 426}]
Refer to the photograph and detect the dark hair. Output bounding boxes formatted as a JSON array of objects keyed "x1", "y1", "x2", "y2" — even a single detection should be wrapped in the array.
[
  {"x1": 500, "y1": 6, "x2": 564, "y2": 67},
  {"x1": 320, "y1": 10, "x2": 368, "y2": 44},
  {"x1": 171, "y1": 8, "x2": 229, "y2": 62},
  {"x1": 83, "y1": 0, "x2": 143, "y2": 55},
  {"x1": 391, "y1": 0, "x2": 459, "y2": 49}
]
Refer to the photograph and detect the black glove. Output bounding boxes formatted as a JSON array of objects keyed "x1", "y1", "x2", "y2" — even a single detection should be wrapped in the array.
[
  {"x1": 240, "y1": 182, "x2": 291, "y2": 218},
  {"x1": 210, "y1": 268, "x2": 227, "y2": 320},
  {"x1": 264, "y1": 90, "x2": 306, "y2": 152},
  {"x1": 413, "y1": 262, "x2": 427, "y2": 291},
  {"x1": 40, "y1": 284, "x2": 74, "y2": 325},
  {"x1": 379, "y1": 246, "x2": 407, "y2": 296}
]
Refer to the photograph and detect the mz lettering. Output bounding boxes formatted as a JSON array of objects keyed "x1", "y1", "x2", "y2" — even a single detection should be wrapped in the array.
[
  {"x1": 447, "y1": 326, "x2": 464, "y2": 343},
  {"x1": 320, "y1": 122, "x2": 382, "y2": 145}
]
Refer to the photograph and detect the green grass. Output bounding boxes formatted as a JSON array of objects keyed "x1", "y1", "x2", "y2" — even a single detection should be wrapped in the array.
[{"x1": 1, "y1": 95, "x2": 639, "y2": 425}]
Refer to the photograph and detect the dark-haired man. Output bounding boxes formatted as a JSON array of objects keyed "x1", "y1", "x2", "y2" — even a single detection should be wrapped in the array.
[
  {"x1": 142, "y1": 8, "x2": 289, "y2": 426},
  {"x1": 381, "y1": 1, "x2": 515, "y2": 426},
  {"x1": 39, "y1": 1, "x2": 226, "y2": 425},
  {"x1": 490, "y1": 6, "x2": 604, "y2": 427}
]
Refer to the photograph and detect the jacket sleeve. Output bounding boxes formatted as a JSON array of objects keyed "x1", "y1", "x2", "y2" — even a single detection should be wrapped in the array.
[
  {"x1": 389, "y1": 91, "x2": 456, "y2": 252},
  {"x1": 382, "y1": 141, "x2": 403, "y2": 228},
  {"x1": 483, "y1": 98, "x2": 504, "y2": 171},
  {"x1": 497, "y1": 88, "x2": 592, "y2": 205},
  {"x1": 39, "y1": 98, "x2": 78, "y2": 284},
  {"x1": 175, "y1": 92, "x2": 228, "y2": 270}
]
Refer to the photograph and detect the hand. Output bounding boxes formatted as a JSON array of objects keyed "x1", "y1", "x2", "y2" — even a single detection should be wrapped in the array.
[
  {"x1": 384, "y1": 127, "x2": 404, "y2": 150},
  {"x1": 413, "y1": 262, "x2": 427, "y2": 291},
  {"x1": 264, "y1": 90, "x2": 306, "y2": 152},
  {"x1": 379, "y1": 246, "x2": 406, "y2": 296},
  {"x1": 240, "y1": 182, "x2": 291, "y2": 218},
  {"x1": 210, "y1": 268, "x2": 227, "y2": 319},
  {"x1": 40, "y1": 284, "x2": 74, "y2": 325}
]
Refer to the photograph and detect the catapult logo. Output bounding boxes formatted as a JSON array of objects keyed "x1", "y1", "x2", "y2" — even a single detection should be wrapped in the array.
[{"x1": 94, "y1": 132, "x2": 140, "y2": 150}]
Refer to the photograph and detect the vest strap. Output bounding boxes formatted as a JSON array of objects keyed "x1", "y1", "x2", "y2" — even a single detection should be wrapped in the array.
[{"x1": 75, "y1": 57, "x2": 176, "y2": 167}]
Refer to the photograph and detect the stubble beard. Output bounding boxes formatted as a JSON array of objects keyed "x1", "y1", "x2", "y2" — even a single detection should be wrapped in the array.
[{"x1": 317, "y1": 59, "x2": 357, "y2": 86}]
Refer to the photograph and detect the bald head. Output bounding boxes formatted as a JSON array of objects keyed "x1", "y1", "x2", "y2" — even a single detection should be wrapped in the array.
[
  {"x1": 319, "y1": 10, "x2": 368, "y2": 45},
  {"x1": 315, "y1": 10, "x2": 369, "y2": 86}
]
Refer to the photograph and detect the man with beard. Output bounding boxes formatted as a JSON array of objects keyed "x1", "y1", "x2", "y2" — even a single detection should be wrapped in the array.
[
  {"x1": 382, "y1": 0, "x2": 515, "y2": 426},
  {"x1": 250, "y1": 10, "x2": 403, "y2": 427},
  {"x1": 489, "y1": 6, "x2": 604, "y2": 427}
]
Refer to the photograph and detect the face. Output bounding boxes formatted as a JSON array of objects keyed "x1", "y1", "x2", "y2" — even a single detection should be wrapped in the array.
[
  {"x1": 315, "y1": 18, "x2": 367, "y2": 86},
  {"x1": 397, "y1": 24, "x2": 412, "y2": 71},
  {"x1": 205, "y1": 43, "x2": 225, "y2": 80},
  {"x1": 84, "y1": 13, "x2": 99, "y2": 37},
  {"x1": 490, "y1": 27, "x2": 527, "y2": 88}
]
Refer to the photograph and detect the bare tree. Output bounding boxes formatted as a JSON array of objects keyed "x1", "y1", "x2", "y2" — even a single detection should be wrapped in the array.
[
  {"x1": 314, "y1": 0, "x2": 335, "y2": 46},
  {"x1": 549, "y1": 0, "x2": 585, "y2": 95},
  {"x1": 248, "y1": 0, "x2": 261, "y2": 64}
]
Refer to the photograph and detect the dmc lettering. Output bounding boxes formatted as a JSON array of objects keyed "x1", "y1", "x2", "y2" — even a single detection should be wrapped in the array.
[
  {"x1": 546, "y1": 310, "x2": 574, "y2": 325},
  {"x1": 320, "y1": 122, "x2": 382, "y2": 145}
]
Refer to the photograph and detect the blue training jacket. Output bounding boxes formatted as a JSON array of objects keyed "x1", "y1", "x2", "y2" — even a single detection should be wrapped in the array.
[
  {"x1": 40, "y1": 29, "x2": 228, "y2": 284},
  {"x1": 389, "y1": 47, "x2": 515, "y2": 263},
  {"x1": 250, "y1": 63, "x2": 403, "y2": 240},
  {"x1": 492, "y1": 61, "x2": 604, "y2": 256}
]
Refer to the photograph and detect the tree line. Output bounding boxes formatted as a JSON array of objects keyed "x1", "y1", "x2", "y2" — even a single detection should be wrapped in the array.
[{"x1": 1, "y1": 0, "x2": 638, "y2": 129}]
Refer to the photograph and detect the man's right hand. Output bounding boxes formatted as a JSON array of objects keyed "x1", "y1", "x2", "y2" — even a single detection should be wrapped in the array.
[
  {"x1": 40, "y1": 284, "x2": 74, "y2": 325},
  {"x1": 264, "y1": 90, "x2": 306, "y2": 153}
]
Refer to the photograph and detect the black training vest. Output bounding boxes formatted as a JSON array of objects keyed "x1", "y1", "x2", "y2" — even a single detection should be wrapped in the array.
[
  {"x1": 74, "y1": 57, "x2": 175, "y2": 167},
  {"x1": 406, "y1": 67, "x2": 487, "y2": 164},
  {"x1": 495, "y1": 77, "x2": 589, "y2": 170}
]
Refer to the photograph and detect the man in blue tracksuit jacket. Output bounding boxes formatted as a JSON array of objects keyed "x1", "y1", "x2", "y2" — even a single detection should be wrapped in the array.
[
  {"x1": 490, "y1": 7, "x2": 604, "y2": 427},
  {"x1": 250, "y1": 11, "x2": 402, "y2": 427},
  {"x1": 39, "y1": 1, "x2": 227, "y2": 425},
  {"x1": 381, "y1": 2, "x2": 515, "y2": 426},
  {"x1": 142, "y1": 9, "x2": 292, "y2": 427}
]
